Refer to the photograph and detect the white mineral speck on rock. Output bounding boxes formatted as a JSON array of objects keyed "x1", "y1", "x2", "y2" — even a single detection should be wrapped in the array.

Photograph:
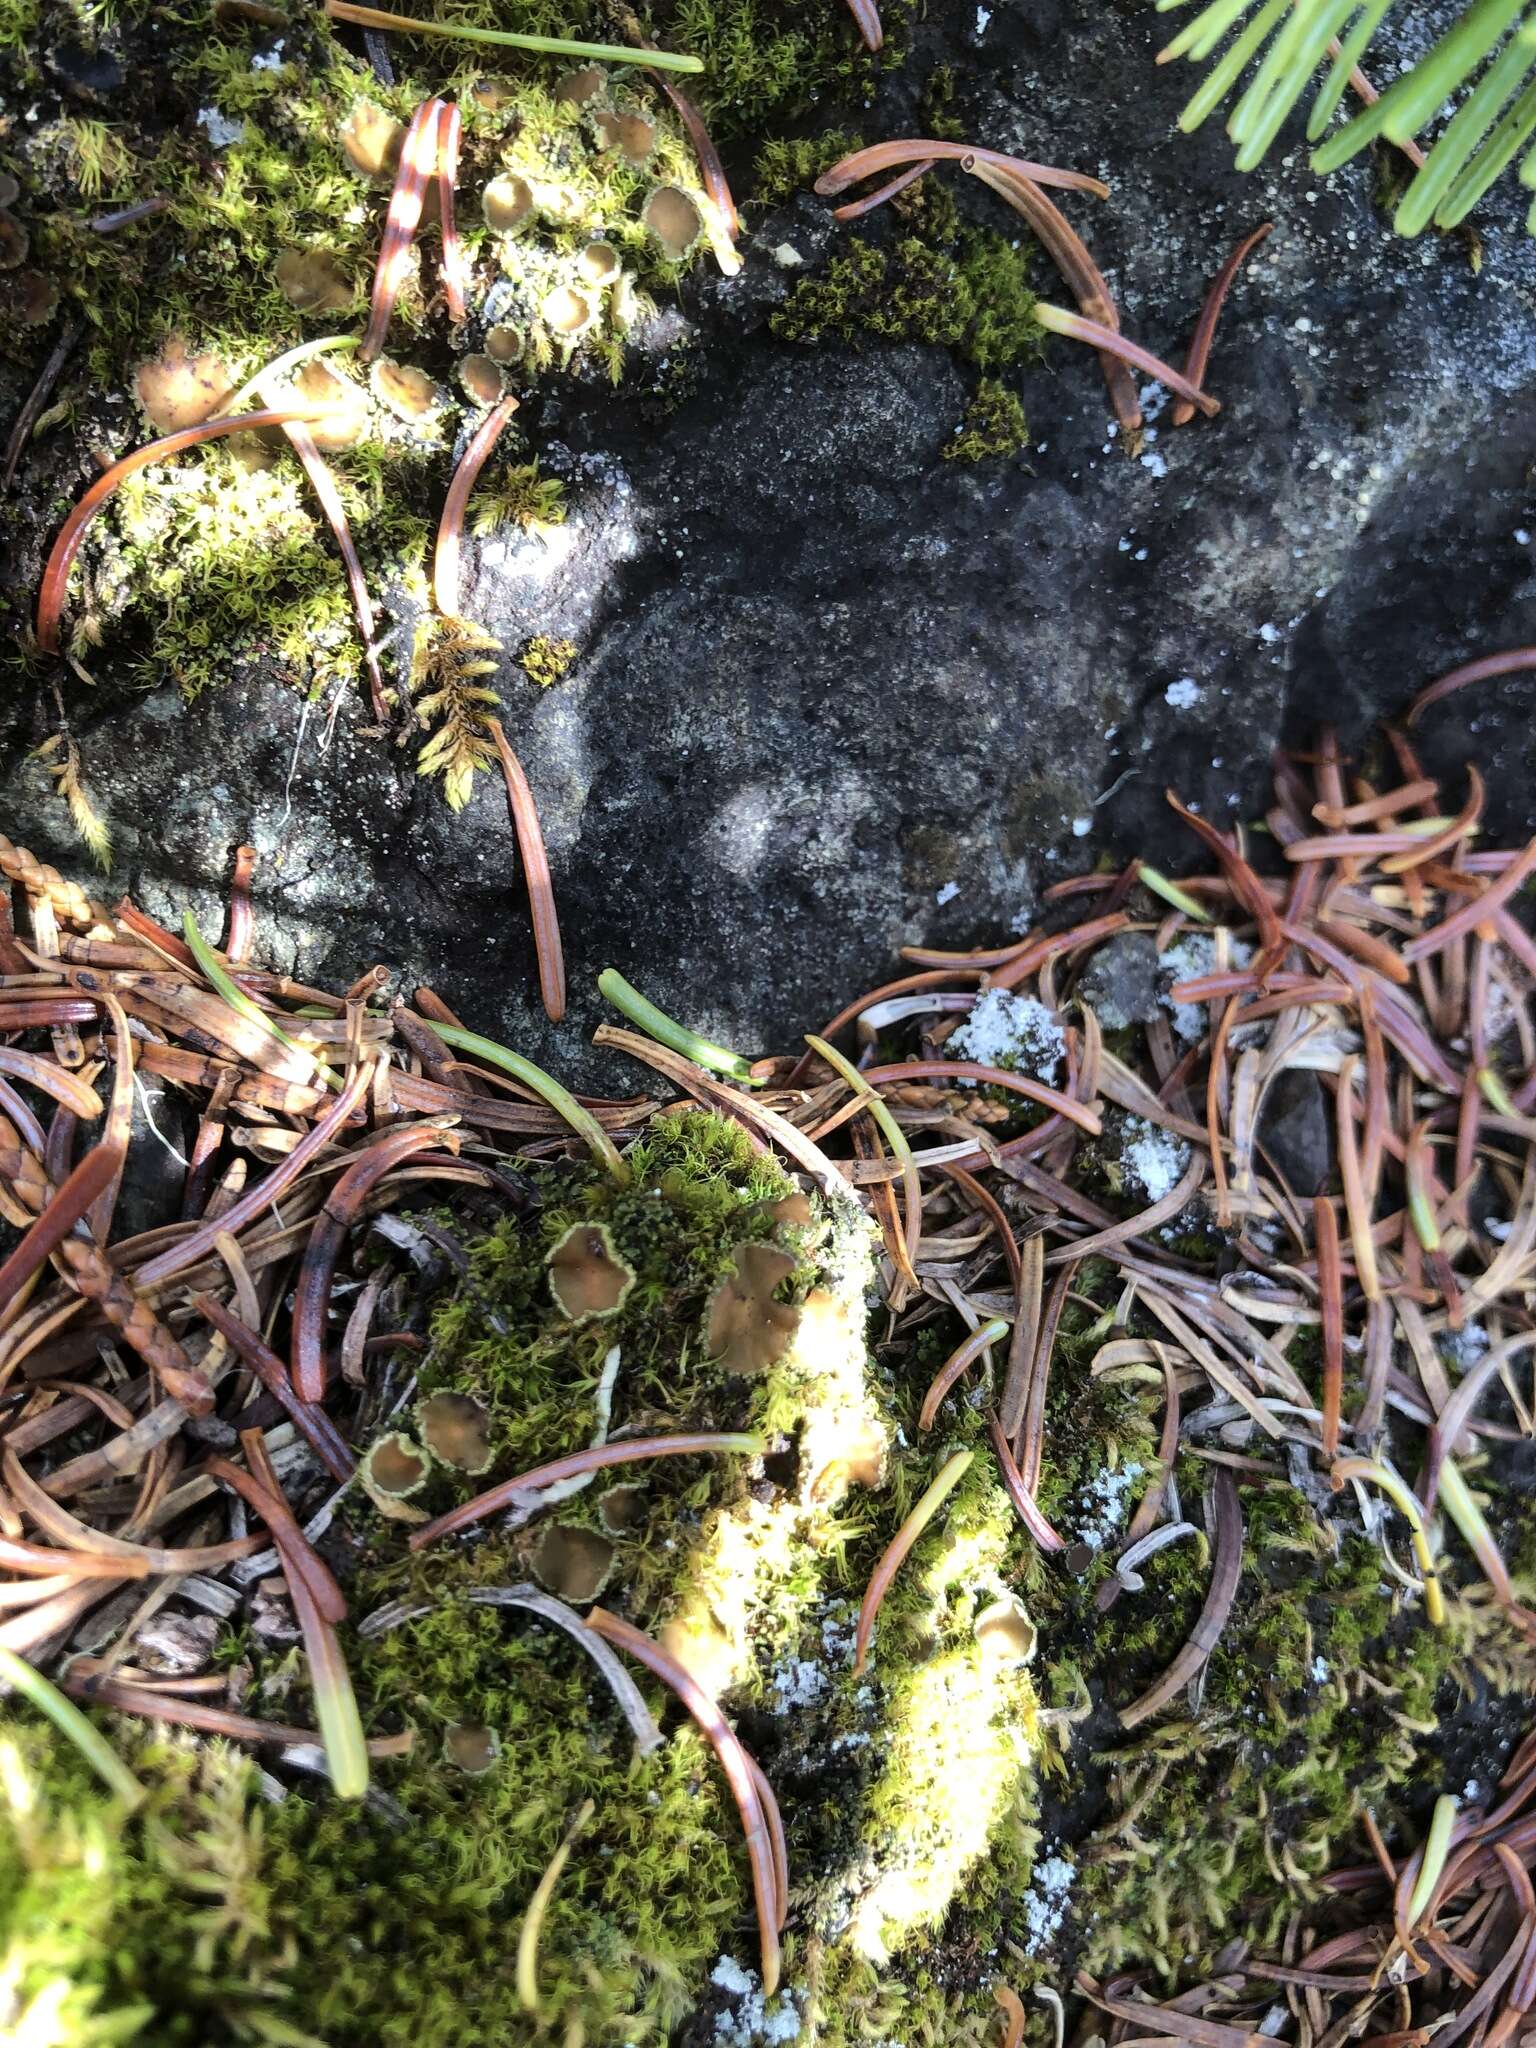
[
  {"x1": 1440, "y1": 1323, "x2": 1489, "y2": 1368},
  {"x1": 1165, "y1": 677, "x2": 1200, "y2": 710},
  {"x1": 710, "y1": 1957, "x2": 802, "y2": 2045},
  {"x1": 1021, "y1": 1853, "x2": 1076, "y2": 1952},
  {"x1": 935, "y1": 880, "x2": 960, "y2": 905},
  {"x1": 1075, "y1": 1464, "x2": 1143, "y2": 1551},
  {"x1": 949, "y1": 989, "x2": 1065, "y2": 1081},
  {"x1": 1071, "y1": 816, "x2": 1092, "y2": 838}
]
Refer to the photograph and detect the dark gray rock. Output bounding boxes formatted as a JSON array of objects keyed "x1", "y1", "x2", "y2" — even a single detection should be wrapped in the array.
[
  {"x1": 5, "y1": 0, "x2": 1536, "y2": 1091},
  {"x1": 1258, "y1": 1068, "x2": 1334, "y2": 1197},
  {"x1": 1078, "y1": 932, "x2": 1162, "y2": 1030}
]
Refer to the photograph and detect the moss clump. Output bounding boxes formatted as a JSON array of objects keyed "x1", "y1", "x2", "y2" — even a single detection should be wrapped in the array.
[
  {"x1": 773, "y1": 236, "x2": 970, "y2": 351},
  {"x1": 773, "y1": 227, "x2": 1040, "y2": 372},
  {"x1": 0, "y1": 1719, "x2": 300, "y2": 2044},
  {"x1": 842, "y1": 1458, "x2": 1040, "y2": 1962},
  {"x1": 469, "y1": 460, "x2": 568, "y2": 539},
  {"x1": 659, "y1": 1, "x2": 906, "y2": 136},
  {"x1": 943, "y1": 378, "x2": 1030, "y2": 461},
  {"x1": 286, "y1": 1109, "x2": 1043, "y2": 2047},
  {"x1": 751, "y1": 129, "x2": 861, "y2": 207},
  {"x1": 263, "y1": 1614, "x2": 746, "y2": 2047},
  {"x1": 0, "y1": 9, "x2": 715, "y2": 712},
  {"x1": 921, "y1": 62, "x2": 968, "y2": 143},
  {"x1": 82, "y1": 440, "x2": 430, "y2": 701},
  {"x1": 519, "y1": 632, "x2": 578, "y2": 687},
  {"x1": 1066, "y1": 1476, "x2": 1536, "y2": 1980}
]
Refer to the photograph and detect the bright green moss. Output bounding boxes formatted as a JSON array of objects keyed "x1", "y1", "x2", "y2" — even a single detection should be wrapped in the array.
[
  {"x1": 954, "y1": 229, "x2": 1041, "y2": 371},
  {"x1": 751, "y1": 129, "x2": 861, "y2": 207},
  {"x1": 0, "y1": 1719, "x2": 300, "y2": 2045},
  {"x1": 469, "y1": 460, "x2": 567, "y2": 539},
  {"x1": 519, "y1": 632, "x2": 577, "y2": 686},
  {"x1": 943, "y1": 379, "x2": 1029, "y2": 461},
  {"x1": 772, "y1": 236, "x2": 971, "y2": 351},
  {"x1": 411, "y1": 1111, "x2": 800, "y2": 1465},
  {"x1": 264, "y1": 1619, "x2": 745, "y2": 2047}
]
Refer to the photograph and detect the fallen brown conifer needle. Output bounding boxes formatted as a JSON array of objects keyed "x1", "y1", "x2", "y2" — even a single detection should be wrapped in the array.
[
  {"x1": 1171, "y1": 221, "x2": 1273, "y2": 427},
  {"x1": 486, "y1": 718, "x2": 566, "y2": 1024}
]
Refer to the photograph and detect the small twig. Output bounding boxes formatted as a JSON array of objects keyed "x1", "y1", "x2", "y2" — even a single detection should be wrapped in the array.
[{"x1": 4, "y1": 320, "x2": 82, "y2": 492}]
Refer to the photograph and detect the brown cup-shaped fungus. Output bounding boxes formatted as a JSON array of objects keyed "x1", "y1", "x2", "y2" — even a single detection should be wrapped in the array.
[
  {"x1": 767, "y1": 1191, "x2": 814, "y2": 1230},
  {"x1": 641, "y1": 185, "x2": 702, "y2": 262},
  {"x1": 0, "y1": 210, "x2": 28, "y2": 269},
  {"x1": 132, "y1": 337, "x2": 234, "y2": 434},
  {"x1": 577, "y1": 240, "x2": 622, "y2": 288},
  {"x1": 361, "y1": 1431, "x2": 433, "y2": 1520},
  {"x1": 11, "y1": 271, "x2": 59, "y2": 326},
  {"x1": 704, "y1": 1242, "x2": 799, "y2": 1376},
  {"x1": 531, "y1": 1523, "x2": 616, "y2": 1603},
  {"x1": 444, "y1": 1722, "x2": 501, "y2": 1774},
  {"x1": 483, "y1": 323, "x2": 524, "y2": 364},
  {"x1": 341, "y1": 98, "x2": 405, "y2": 180},
  {"x1": 974, "y1": 1595, "x2": 1037, "y2": 1668},
  {"x1": 482, "y1": 172, "x2": 534, "y2": 236},
  {"x1": 617, "y1": 112, "x2": 657, "y2": 166},
  {"x1": 539, "y1": 283, "x2": 596, "y2": 342},
  {"x1": 554, "y1": 64, "x2": 606, "y2": 104},
  {"x1": 457, "y1": 352, "x2": 506, "y2": 407},
  {"x1": 598, "y1": 1483, "x2": 648, "y2": 1534},
  {"x1": 275, "y1": 247, "x2": 353, "y2": 315},
  {"x1": 546, "y1": 1220, "x2": 635, "y2": 1319},
  {"x1": 369, "y1": 357, "x2": 444, "y2": 427},
  {"x1": 293, "y1": 356, "x2": 369, "y2": 452},
  {"x1": 417, "y1": 1390, "x2": 494, "y2": 1475}
]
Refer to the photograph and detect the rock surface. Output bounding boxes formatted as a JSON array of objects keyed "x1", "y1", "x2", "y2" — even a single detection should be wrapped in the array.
[{"x1": 5, "y1": 0, "x2": 1536, "y2": 1087}]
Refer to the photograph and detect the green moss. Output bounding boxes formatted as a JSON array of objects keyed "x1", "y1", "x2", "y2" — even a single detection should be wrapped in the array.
[
  {"x1": 773, "y1": 226, "x2": 1039, "y2": 372},
  {"x1": 663, "y1": 0, "x2": 906, "y2": 136},
  {"x1": 751, "y1": 128, "x2": 861, "y2": 207},
  {"x1": 468, "y1": 460, "x2": 567, "y2": 538},
  {"x1": 773, "y1": 236, "x2": 968, "y2": 350},
  {"x1": 0, "y1": 0, "x2": 38, "y2": 53},
  {"x1": 264, "y1": 1617, "x2": 745, "y2": 2047},
  {"x1": 0, "y1": 1718, "x2": 301, "y2": 2044},
  {"x1": 519, "y1": 632, "x2": 578, "y2": 687},
  {"x1": 1, "y1": 4, "x2": 723, "y2": 722},
  {"x1": 921, "y1": 63, "x2": 968, "y2": 143},
  {"x1": 943, "y1": 377, "x2": 1029, "y2": 461},
  {"x1": 1071, "y1": 1477, "x2": 1536, "y2": 1980}
]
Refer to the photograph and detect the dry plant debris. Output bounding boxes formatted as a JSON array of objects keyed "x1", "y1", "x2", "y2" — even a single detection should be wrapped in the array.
[{"x1": 2, "y1": 671, "x2": 1535, "y2": 2035}]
